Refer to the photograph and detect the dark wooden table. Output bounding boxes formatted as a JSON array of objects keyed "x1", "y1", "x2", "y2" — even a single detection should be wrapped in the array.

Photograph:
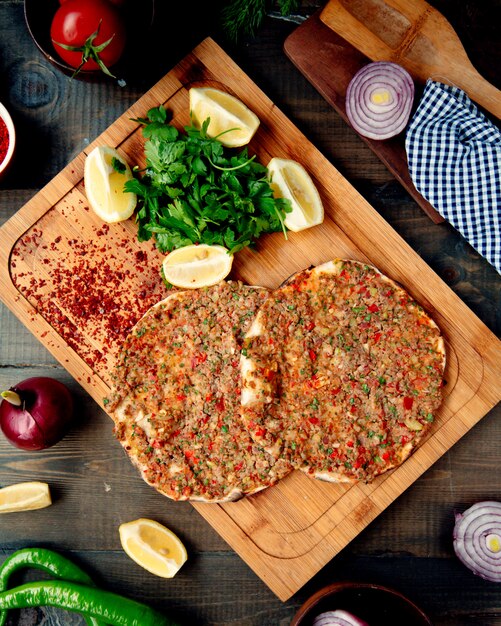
[{"x1": 0, "y1": 1, "x2": 500, "y2": 624}]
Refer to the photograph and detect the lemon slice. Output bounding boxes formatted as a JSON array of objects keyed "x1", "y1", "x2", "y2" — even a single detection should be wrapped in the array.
[
  {"x1": 84, "y1": 146, "x2": 137, "y2": 223},
  {"x1": 267, "y1": 157, "x2": 324, "y2": 232},
  {"x1": 119, "y1": 518, "x2": 188, "y2": 578},
  {"x1": 0, "y1": 481, "x2": 51, "y2": 514},
  {"x1": 162, "y1": 244, "x2": 233, "y2": 289},
  {"x1": 189, "y1": 87, "x2": 260, "y2": 147}
]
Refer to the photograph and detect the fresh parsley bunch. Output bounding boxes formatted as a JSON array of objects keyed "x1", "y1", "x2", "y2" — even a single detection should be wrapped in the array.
[{"x1": 125, "y1": 106, "x2": 291, "y2": 255}]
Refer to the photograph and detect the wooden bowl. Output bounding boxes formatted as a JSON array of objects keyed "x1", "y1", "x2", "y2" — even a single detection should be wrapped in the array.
[
  {"x1": 290, "y1": 582, "x2": 433, "y2": 626},
  {"x1": 23, "y1": 0, "x2": 156, "y2": 82},
  {"x1": 0, "y1": 102, "x2": 16, "y2": 177}
]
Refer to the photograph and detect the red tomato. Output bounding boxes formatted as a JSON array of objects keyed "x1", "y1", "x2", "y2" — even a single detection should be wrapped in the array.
[
  {"x1": 51, "y1": 0, "x2": 126, "y2": 74},
  {"x1": 59, "y1": 0, "x2": 126, "y2": 4}
]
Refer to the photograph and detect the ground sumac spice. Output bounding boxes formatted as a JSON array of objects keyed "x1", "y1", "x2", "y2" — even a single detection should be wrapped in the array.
[
  {"x1": 11, "y1": 216, "x2": 168, "y2": 380},
  {"x1": 0, "y1": 116, "x2": 9, "y2": 166}
]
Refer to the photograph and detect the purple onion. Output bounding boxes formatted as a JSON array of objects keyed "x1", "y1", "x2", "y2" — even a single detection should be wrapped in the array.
[
  {"x1": 312, "y1": 609, "x2": 369, "y2": 626},
  {"x1": 345, "y1": 61, "x2": 415, "y2": 140},
  {"x1": 0, "y1": 377, "x2": 74, "y2": 450},
  {"x1": 453, "y1": 501, "x2": 501, "y2": 583}
]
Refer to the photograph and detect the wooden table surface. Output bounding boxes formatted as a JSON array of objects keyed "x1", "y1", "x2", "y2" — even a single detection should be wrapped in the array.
[{"x1": 0, "y1": 1, "x2": 500, "y2": 624}]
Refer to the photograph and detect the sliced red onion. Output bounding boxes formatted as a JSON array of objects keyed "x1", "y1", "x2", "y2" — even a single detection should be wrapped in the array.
[
  {"x1": 312, "y1": 609, "x2": 369, "y2": 626},
  {"x1": 345, "y1": 61, "x2": 414, "y2": 140},
  {"x1": 453, "y1": 501, "x2": 501, "y2": 583}
]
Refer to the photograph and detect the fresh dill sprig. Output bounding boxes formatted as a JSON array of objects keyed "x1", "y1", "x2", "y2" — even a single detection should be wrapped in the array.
[{"x1": 221, "y1": 0, "x2": 301, "y2": 42}]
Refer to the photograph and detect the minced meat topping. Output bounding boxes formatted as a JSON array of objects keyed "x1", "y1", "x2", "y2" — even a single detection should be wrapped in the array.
[
  {"x1": 240, "y1": 259, "x2": 445, "y2": 483},
  {"x1": 108, "y1": 281, "x2": 292, "y2": 502}
]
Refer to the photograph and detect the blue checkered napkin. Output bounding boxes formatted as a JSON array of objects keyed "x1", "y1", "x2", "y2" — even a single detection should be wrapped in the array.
[{"x1": 405, "y1": 80, "x2": 501, "y2": 274}]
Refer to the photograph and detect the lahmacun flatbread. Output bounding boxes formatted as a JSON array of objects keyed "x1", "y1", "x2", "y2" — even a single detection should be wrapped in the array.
[
  {"x1": 240, "y1": 259, "x2": 446, "y2": 483},
  {"x1": 107, "y1": 281, "x2": 292, "y2": 502}
]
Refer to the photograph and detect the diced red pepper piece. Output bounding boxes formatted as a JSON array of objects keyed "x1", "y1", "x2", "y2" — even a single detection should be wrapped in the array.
[
  {"x1": 308, "y1": 417, "x2": 319, "y2": 425},
  {"x1": 263, "y1": 367, "x2": 276, "y2": 381},
  {"x1": 368, "y1": 303, "x2": 379, "y2": 313},
  {"x1": 191, "y1": 352, "x2": 207, "y2": 368},
  {"x1": 403, "y1": 396, "x2": 414, "y2": 410},
  {"x1": 340, "y1": 269, "x2": 350, "y2": 281}
]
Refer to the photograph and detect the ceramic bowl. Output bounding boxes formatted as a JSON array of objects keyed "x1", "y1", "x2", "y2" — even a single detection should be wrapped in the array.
[
  {"x1": 0, "y1": 102, "x2": 16, "y2": 177},
  {"x1": 290, "y1": 581, "x2": 433, "y2": 626},
  {"x1": 23, "y1": 0, "x2": 156, "y2": 82}
]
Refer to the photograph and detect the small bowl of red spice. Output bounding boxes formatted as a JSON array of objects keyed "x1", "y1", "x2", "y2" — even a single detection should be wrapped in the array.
[{"x1": 0, "y1": 102, "x2": 15, "y2": 177}]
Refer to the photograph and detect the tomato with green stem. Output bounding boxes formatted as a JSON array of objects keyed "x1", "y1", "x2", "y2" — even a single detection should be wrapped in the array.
[{"x1": 51, "y1": 0, "x2": 126, "y2": 77}]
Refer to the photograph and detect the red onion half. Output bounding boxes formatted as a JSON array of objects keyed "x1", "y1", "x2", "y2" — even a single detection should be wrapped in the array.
[
  {"x1": 453, "y1": 501, "x2": 501, "y2": 583},
  {"x1": 313, "y1": 609, "x2": 369, "y2": 626},
  {"x1": 345, "y1": 61, "x2": 415, "y2": 140}
]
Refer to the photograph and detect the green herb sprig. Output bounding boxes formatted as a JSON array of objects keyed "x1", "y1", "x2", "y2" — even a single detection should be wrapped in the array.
[
  {"x1": 221, "y1": 0, "x2": 301, "y2": 41},
  {"x1": 125, "y1": 106, "x2": 291, "y2": 255}
]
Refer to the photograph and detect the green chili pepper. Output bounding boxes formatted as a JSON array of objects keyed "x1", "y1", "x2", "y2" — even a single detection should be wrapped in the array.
[
  {"x1": 0, "y1": 580, "x2": 177, "y2": 626},
  {"x1": 0, "y1": 548, "x2": 105, "y2": 626}
]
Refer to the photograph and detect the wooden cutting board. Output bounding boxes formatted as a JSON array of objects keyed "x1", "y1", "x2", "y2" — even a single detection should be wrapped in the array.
[
  {"x1": 285, "y1": 1, "x2": 501, "y2": 224},
  {"x1": 284, "y1": 10, "x2": 442, "y2": 223},
  {"x1": 1, "y1": 38, "x2": 500, "y2": 601},
  {"x1": 320, "y1": 0, "x2": 501, "y2": 121}
]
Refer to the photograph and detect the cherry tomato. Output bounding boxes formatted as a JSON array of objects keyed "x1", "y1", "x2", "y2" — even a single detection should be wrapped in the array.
[{"x1": 51, "y1": 0, "x2": 126, "y2": 75}]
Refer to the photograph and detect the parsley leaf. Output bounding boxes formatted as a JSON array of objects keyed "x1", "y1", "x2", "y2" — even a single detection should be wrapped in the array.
[
  {"x1": 111, "y1": 157, "x2": 126, "y2": 174},
  {"x1": 126, "y1": 106, "x2": 291, "y2": 255}
]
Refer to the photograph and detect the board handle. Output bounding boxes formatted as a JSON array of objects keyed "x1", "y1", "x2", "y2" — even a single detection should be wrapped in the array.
[{"x1": 320, "y1": 0, "x2": 501, "y2": 120}]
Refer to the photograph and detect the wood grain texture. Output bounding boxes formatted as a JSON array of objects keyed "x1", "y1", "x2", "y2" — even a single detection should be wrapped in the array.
[
  {"x1": 320, "y1": 0, "x2": 501, "y2": 120},
  {"x1": 0, "y1": 3, "x2": 501, "y2": 624},
  {"x1": 1, "y1": 37, "x2": 500, "y2": 603}
]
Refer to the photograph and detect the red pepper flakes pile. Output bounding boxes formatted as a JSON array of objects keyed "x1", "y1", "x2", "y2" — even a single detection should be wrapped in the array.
[{"x1": 11, "y1": 223, "x2": 167, "y2": 378}]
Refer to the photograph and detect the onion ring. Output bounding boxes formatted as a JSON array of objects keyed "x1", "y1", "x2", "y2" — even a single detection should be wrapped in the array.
[
  {"x1": 312, "y1": 609, "x2": 369, "y2": 626},
  {"x1": 453, "y1": 500, "x2": 501, "y2": 583},
  {"x1": 345, "y1": 62, "x2": 415, "y2": 140}
]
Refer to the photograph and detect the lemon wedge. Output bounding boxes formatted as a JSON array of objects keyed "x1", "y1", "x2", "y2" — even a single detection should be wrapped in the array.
[
  {"x1": 0, "y1": 481, "x2": 51, "y2": 514},
  {"x1": 119, "y1": 518, "x2": 188, "y2": 578},
  {"x1": 84, "y1": 146, "x2": 137, "y2": 223},
  {"x1": 162, "y1": 244, "x2": 233, "y2": 289},
  {"x1": 189, "y1": 87, "x2": 260, "y2": 147},
  {"x1": 267, "y1": 157, "x2": 324, "y2": 232}
]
